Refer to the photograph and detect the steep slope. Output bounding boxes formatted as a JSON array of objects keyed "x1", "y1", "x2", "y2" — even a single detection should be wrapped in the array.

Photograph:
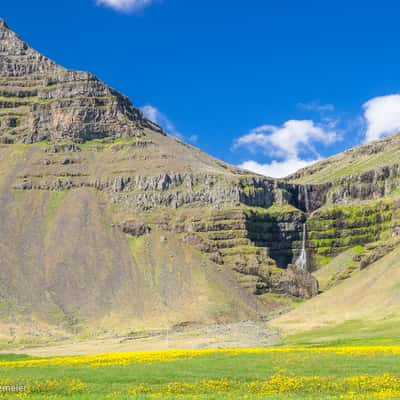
[
  {"x1": 0, "y1": 19, "x2": 320, "y2": 345},
  {"x1": 0, "y1": 18, "x2": 146, "y2": 143},
  {"x1": 268, "y1": 131, "x2": 400, "y2": 343},
  {"x1": 3, "y1": 18, "x2": 399, "y2": 347},
  {"x1": 0, "y1": 140, "x2": 318, "y2": 344},
  {"x1": 270, "y1": 245, "x2": 400, "y2": 344},
  {"x1": 281, "y1": 133, "x2": 400, "y2": 271}
]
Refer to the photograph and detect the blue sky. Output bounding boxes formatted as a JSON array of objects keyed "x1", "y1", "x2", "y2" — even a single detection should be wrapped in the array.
[{"x1": 3, "y1": 0, "x2": 400, "y2": 177}]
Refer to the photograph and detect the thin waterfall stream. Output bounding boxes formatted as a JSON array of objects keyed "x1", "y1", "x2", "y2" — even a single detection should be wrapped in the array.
[
  {"x1": 295, "y1": 185, "x2": 309, "y2": 270},
  {"x1": 295, "y1": 223, "x2": 308, "y2": 270}
]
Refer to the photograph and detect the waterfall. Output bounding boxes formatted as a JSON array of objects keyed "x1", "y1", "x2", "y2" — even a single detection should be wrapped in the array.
[
  {"x1": 295, "y1": 223, "x2": 308, "y2": 270},
  {"x1": 295, "y1": 185, "x2": 309, "y2": 270}
]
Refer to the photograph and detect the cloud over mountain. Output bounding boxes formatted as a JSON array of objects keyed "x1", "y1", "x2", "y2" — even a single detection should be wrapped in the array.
[
  {"x1": 234, "y1": 120, "x2": 337, "y2": 178},
  {"x1": 364, "y1": 94, "x2": 400, "y2": 142}
]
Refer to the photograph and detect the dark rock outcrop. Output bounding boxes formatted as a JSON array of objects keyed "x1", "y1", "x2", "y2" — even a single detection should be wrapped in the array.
[{"x1": 120, "y1": 220, "x2": 151, "y2": 237}]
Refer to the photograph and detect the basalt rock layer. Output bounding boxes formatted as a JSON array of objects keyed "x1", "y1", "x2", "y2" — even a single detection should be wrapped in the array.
[
  {"x1": 0, "y1": 19, "x2": 147, "y2": 144},
  {"x1": 0, "y1": 20, "x2": 320, "y2": 343},
  {"x1": 0, "y1": 19, "x2": 399, "y2": 343}
]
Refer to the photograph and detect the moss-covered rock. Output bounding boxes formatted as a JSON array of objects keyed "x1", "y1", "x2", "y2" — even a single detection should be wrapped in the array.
[{"x1": 307, "y1": 199, "x2": 396, "y2": 267}]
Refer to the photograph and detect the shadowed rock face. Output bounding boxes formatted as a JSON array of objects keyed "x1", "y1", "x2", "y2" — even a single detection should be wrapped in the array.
[{"x1": 0, "y1": 19, "x2": 148, "y2": 144}]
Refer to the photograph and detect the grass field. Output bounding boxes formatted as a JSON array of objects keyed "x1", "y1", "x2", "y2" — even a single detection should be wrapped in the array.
[{"x1": 1, "y1": 345, "x2": 400, "y2": 399}]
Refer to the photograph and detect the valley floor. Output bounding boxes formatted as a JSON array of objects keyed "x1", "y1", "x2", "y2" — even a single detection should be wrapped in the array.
[
  {"x1": 1, "y1": 227, "x2": 400, "y2": 399},
  {"x1": 1, "y1": 345, "x2": 400, "y2": 399},
  {"x1": 0, "y1": 321, "x2": 280, "y2": 357}
]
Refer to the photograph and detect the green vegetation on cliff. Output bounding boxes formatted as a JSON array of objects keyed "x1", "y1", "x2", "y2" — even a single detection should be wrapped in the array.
[{"x1": 307, "y1": 199, "x2": 395, "y2": 266}]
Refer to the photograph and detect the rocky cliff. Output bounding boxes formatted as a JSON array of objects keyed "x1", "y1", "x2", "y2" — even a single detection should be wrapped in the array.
[
  {"x1": 0, "y1": 18, "x2": 149, "y2": 144},
  {"x1": 0, "y1": 19, "x2": 398, "y2": 344},
  {"x1": 0, "y1": 19, "x2": 321, "y2": 344},
  {"x1": 286, "y1": 134, "x2": 400, "y2": 271}
]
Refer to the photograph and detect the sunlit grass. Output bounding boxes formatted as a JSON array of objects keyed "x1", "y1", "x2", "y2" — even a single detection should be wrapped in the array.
[{"x1": 1, "y1": 346, "x2": 400, "y2": 399}]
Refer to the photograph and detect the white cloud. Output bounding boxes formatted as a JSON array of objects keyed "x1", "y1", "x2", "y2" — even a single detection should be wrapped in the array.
[
  {"x1": 141, "y1": 104, "x2": 159, "y2": 121},
  {"x1": 234, "y1": 93, "x2": 400, "y2": 177},
  {"x1": 239, "y1": 158, "x2": 318, "y2": 179},
  {"x1": 234, "y1": 119, "x2": 337, "y2": 178},
  {"x1": 234, "y1": 120, "x2": 337, "y2": 159},
  {"x1": 141, "y1": 104, "x2": 181, "y2": 137},
  {"x1": 96, "y1": 0, "x2": 157, "y2": 12},
  {"x1": 363, "y1": 94, "x2": 400, "y2": 142},
  {"x1": 141, "y1": 104, "x2": 199, "y2": 142}
]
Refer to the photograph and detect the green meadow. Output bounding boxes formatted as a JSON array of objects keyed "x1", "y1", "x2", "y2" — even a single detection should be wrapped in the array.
[{"x1": 1, "y1": 344, "x2": 400, "y2": 399}]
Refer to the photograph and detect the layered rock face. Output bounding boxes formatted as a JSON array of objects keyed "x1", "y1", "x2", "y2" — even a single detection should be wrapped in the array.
[
  {"x1": 307, "y1": 199, "x2": 396, "y2": 265},
  {"x1": 286, "y1": 132, "x2": 400, "y2": 270},
  {"x1": 0, "y1": 19, "x2": 146, "y2": 144},
  {"x1": 3, "y1": 19, "x2": 399, "y2": 341},
  {"x1": 0, "y1": 19, "x2": 322, "y2": 342},
  {"x1": 156, "y1": 207, "x2": 318, "y2": 298}
]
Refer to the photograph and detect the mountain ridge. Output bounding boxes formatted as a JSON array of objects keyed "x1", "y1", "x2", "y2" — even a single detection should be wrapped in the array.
[
  {"x1": 287, "y1": 132, "x2": 400, "y2": 184},
  {"x1": 0, "y1": 18, "x2": 160, "y2": 144}
]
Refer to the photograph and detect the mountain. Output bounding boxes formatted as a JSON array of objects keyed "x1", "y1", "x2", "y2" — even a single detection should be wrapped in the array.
[
  {"x1": 0, "y1": 19, "x2": 319, "y2": 345},
  {"x1": 0, "y1": 18, "x2": 146, "y2": 144},
  {"x1": 1, "y1": 19, "x2": 399, "y2": 347},
  {"x1": 269, "y1": 135, "x2": 400, "y2": 343},
  {"x1": 287, "y1": 134, "x2": 400, "y2": 271}
]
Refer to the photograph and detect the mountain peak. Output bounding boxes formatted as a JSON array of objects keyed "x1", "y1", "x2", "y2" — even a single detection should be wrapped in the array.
[{"x1": 0, "y1": 20, "x2": 148, "y2": 144}]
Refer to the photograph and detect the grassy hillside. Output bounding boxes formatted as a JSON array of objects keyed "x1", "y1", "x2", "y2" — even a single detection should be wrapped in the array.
[
  {"x1": 270, "y1": 245, "x2": 400, "y2": 345},
  {"x1": 270, "y1": 133, "x2": 400, "y2": 345},
  {"x1": 288, "y1": 132, "x2": 400, "y2": 184},
  {"x1": 0, "y1": 187, "x2": 268, "y2": 345},
  {"x1": 312, "y1": 247, "x2": 363, "y2": 291},
  {"x1": 0, "y1": 140, "x2": 278, "y2": 345}
]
